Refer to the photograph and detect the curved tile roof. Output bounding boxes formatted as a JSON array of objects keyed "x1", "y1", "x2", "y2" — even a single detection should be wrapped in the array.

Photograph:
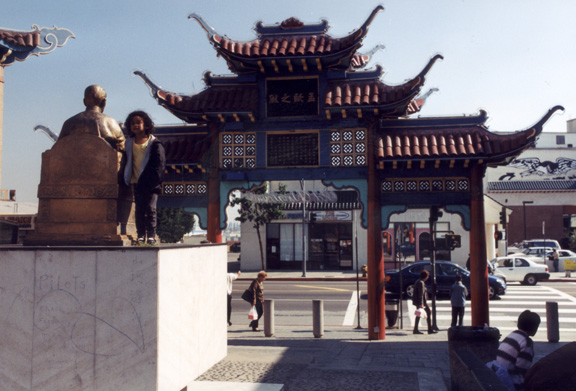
[
  {"x1": 0, "y1": 29, "x2": 40, "y2": 48},
  {"x1": 190, "y1": 6, "x2": 384, "y2": 72},
  {"x1": 377, "y1": 106, "x2": 564, "y2": 163},
  {"x1": 0, "y1": 25, "x2": 74, "y2": 65},
  {"x1": 158, "y1": 86, "x2": 258, "y2": 115},
  {"x1": 488, "y1": 180, "x2": 576, "y2": 192},
  {"x1": 161, "y1": 134, "x2": 212, "y2": 164},
  {"x1": 325, "y1": 78, "x2": 419, "y2": 109}
]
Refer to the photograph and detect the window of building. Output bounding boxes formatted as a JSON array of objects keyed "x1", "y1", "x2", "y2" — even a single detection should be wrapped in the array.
[
  {"x1": 556, "y1": 135, "x2": 565, "y2": 145},
  {"x1": 278, "y1": 223, "x2": 303, "y2": 261}
]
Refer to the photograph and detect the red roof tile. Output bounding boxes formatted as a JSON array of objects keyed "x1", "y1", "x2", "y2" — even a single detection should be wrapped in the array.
[
  {"x1": 157, "y1": 85, "x2": 259, "y2": 118},
  {"x1": 161, "y1": 134, "x2": 212, "y2": 164},
  {"x1": 377, "y1": 106, "x2": 564, "y2": 163},
  {"x1": 191, "y1": 6, "x2": 384, "y2": 72},
  {"x1": 324, "y1": 78, "x2": 419, "y2": 108},
  {"x1": 0, "y1": 29, "x2": 40, "y2": 48}
]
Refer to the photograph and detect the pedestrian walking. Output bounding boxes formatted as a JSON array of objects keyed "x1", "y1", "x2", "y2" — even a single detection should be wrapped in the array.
[
  {"x1": 449, "y1": 274, "x2": 468, "y2": 327},
  {"x1": 412, "y1": 270, "x2": 437, "y2": 334},
  {"x1": 248, "y1": 270, "x2": 267, "y2": 331},
  {"x1": 227, "y1": 271, "x2": 241, "y2": 326}
]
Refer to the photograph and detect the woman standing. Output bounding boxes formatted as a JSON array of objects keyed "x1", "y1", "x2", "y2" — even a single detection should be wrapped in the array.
[
  {"x1": 248, "y1": 271, "x2": 268, "y2": 331},
  {"x1": 123, "y1": 111, "x2": 166, "y2": 245}
]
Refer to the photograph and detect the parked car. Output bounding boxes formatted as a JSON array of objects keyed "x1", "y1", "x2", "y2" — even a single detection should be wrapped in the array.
[
  {"x1": 230, "y1": 242, "x2": 241, "y2": 253},
  {"x1": 521, "y1": 247, "x2": 555, "y2": 262},
  {"x1": 384, "y1": 261, "x2": 506, "y2": 300},
  {"x1": 490, "y1": 256, "x2": 550, "y2": 285},
  {"x1": 545, "y1": 249, "x2": 576, "y2": 260},
  {"x1": 488, "y1": 261, "x2": 507, "y2": 282},
  {"x1": 519, "y1": 239, "x2": 560, "y2": 250}
]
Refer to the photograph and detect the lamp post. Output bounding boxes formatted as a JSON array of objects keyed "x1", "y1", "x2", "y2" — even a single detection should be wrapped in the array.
[{"x1": 523, "y1": 201, "x2": 534, "y2": 241}]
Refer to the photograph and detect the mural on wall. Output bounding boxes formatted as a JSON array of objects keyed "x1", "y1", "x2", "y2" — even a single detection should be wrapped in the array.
[{"x1": 499, "y1": 157, "x2": 576, "y2": 180}]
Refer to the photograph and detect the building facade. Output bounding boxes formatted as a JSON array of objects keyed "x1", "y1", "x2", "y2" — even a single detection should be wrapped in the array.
[{"x1": 487, "y1": 120, "x2": 576, "y2": 249}]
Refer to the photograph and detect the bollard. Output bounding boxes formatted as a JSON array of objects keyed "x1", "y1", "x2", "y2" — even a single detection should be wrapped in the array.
[
  {"x1": 264, "y1": 299, "x2": 274, "y2": 337},
  {"x1": 546, "y1": 301, "x2": 559, "y2": 343},
  {"x1": 313, "y1": 299, "x2": 324, "y2": 338}
]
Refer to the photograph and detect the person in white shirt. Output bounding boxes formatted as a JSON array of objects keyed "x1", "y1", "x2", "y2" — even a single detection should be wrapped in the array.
[{"x1": 227, "y1": 271, "x2": 241, "y2": 326}]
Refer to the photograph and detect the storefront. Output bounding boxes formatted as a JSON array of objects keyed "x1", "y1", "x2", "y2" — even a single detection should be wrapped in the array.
[{"x1": 266, "y1": 210, "x2": 355, "y2": 270}]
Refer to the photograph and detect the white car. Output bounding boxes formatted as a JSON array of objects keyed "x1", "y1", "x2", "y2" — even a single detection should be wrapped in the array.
[
  {"x1": 521, "y1": 247, "x2": 555, "y2": 262},
  {"x1": 490, "y1": 256, "x2": 550, "y2": 285}
]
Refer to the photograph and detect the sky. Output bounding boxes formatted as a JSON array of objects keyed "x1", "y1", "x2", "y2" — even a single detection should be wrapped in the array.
[{"x1": 2, "y1": 0, "x2": 576, "y2": 203}]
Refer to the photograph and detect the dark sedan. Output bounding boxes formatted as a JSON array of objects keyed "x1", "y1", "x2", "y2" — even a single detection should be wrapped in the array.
[{"x1": 384, "y1": 261, "x2": 507, "y2": 300}]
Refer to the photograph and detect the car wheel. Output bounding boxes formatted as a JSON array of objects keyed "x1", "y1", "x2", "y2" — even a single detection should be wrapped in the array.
[
  {"x1": 405, "y1": 284, "x2": 415, "y2": 298},
  {"x1": 488, "y1": 285, "x2": 495, "y2": 300},
  {"x1": 524, "y1": 274, "x2": 538, "y2": 286}
]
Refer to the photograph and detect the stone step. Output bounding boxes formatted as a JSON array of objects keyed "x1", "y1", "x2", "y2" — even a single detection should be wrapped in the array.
[{"x1": 187, "y1": 382, "x2": 284, "y2": 390}]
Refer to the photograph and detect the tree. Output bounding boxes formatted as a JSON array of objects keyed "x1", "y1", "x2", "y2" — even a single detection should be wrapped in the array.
[
  {"x1": 230, "y1": 183, "x2": 285, "y2": 270},
  {"x1": 157, "y1": 207, "x2": 195, "y2": 243}
]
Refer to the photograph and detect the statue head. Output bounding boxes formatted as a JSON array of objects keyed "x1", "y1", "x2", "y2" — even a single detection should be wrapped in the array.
[{"x1": 83, "y1": 85, "x2": 107, "y2": 111}]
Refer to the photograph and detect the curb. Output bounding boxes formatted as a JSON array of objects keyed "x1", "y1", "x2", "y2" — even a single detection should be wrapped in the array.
[
  {"x1": 238, "y1": 277, "x2": 368, "y2": 282},
  {"x1": 237, "y1": 277, "x2": 576, "y2": 282}
]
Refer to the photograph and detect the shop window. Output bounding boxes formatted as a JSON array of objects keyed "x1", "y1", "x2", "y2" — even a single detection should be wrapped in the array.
[
  {"x1": 280, "y1": 224, "x2": 294, "y2": 261},
  {"x1": 267, "y1": 223, "x2": 280, "y2": 239},
  {"x1": 277, "y1": 223, "x2": 303, "y2": 262}
]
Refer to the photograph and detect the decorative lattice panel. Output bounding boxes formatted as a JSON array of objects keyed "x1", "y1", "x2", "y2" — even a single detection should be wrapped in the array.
[
  {"x1": 381, "y1": 178, "x2": 470, "y2": 193},
  {"x1": 220, "y1": 132, "x2": 256, "y2": 169},
  {"x1": 330, "y1": 129, "x2": 367, "y2": 167},
  {"x1": 162, "y1": 182, "x2": 207, "y2": 197}
]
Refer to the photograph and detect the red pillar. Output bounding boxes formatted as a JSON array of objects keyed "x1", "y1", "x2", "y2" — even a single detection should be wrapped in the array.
[
  {"x1": 367, "y1": 132, "x2": 385, "y2": 340},
  {"x1": 206, "y1": 123, "x2": 222, "y2": 243},
  {"x1": 469, "y1": 165, "x2": 490, "y2": 326},
  {"x1": 206, "y1": 176, "x2": 222, "y2": 243}
]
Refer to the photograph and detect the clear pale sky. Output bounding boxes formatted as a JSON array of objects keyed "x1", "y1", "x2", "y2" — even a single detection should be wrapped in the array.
[{"x1": 2, "y1": 0, "x2": 575, "y2": 203}]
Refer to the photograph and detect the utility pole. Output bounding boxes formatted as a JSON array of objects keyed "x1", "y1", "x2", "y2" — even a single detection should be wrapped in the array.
[
  {"x1": 429, "y1": 205, "x2": 442, "y2": 331},
  {"x1": 300, "y1": 179, "x2": 307, "y2": 277}
]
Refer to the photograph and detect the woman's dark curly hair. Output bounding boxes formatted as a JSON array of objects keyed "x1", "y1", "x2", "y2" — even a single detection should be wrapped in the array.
[{"x1": 124, "y1": 110, "x2": 155, "y2": 137}]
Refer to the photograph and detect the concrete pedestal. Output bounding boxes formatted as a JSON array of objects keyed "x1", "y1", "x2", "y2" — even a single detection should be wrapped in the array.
[
  {"x1": 0, "y1": 244, "x2": 227, "y2": 390},
  {"x1": 23, "y1": 133, "x2": 135, "y2": 246}
]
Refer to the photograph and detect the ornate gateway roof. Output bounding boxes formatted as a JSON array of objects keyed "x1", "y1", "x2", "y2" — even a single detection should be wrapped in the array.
[
  {"x1": 0, "y1": 25, "x2": 74, "y2": 65},
  {"x1": 189, "y1": 5, "x2": 385, "y2": 74}
]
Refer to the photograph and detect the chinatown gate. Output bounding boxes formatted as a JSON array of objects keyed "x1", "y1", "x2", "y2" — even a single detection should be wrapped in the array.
[{"x1": 137, "y1": 6, "x2": 561, "y2": 340}]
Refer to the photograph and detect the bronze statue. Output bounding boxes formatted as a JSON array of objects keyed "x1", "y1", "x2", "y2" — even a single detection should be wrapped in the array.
[{"x1": 58, "y1": 85, "x2": 125, "y2": 151}]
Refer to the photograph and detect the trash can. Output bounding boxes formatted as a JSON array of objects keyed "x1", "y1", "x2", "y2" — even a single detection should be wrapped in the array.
[
  {"x1": 385, "y1": 298, "x2": 399, "y2": 328},
  {"x1": 448, "y1": 326, "x2": 501, "y2": 391}
]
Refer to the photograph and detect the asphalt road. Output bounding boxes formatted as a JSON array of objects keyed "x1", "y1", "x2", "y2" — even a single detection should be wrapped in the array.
[{"x1": 231, "y1": 280, "x2": 576, "y2": 341}]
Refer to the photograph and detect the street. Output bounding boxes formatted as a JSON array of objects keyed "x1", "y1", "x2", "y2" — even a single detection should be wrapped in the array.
[{"x1": 230, "y1": 280, "x2": 576, "y2": 341}]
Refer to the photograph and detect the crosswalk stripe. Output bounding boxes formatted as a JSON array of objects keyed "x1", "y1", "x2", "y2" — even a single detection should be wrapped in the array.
[
  {"x1": 433, "y1": 315, "x2": 576, "y2": 322},
  {"x1": 436, "y1": 306, "x2": 576, "y2": 319},
  {"x1": 342, "y1": 291, "x2": 358, "y2": 326},
  {"x1": 490, "y1": 300, "x2": 576, "y2": 308}
]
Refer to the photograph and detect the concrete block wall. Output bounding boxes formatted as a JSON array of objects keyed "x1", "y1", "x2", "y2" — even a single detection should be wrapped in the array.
[{"x1": 0, "y1": 244, "x2": 227, "y2": 390}]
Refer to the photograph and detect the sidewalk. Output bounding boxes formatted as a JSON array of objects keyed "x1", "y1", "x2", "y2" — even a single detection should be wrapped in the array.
[{"x1": 194, "y1": 270, "x2": 572, "y2": 390}]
